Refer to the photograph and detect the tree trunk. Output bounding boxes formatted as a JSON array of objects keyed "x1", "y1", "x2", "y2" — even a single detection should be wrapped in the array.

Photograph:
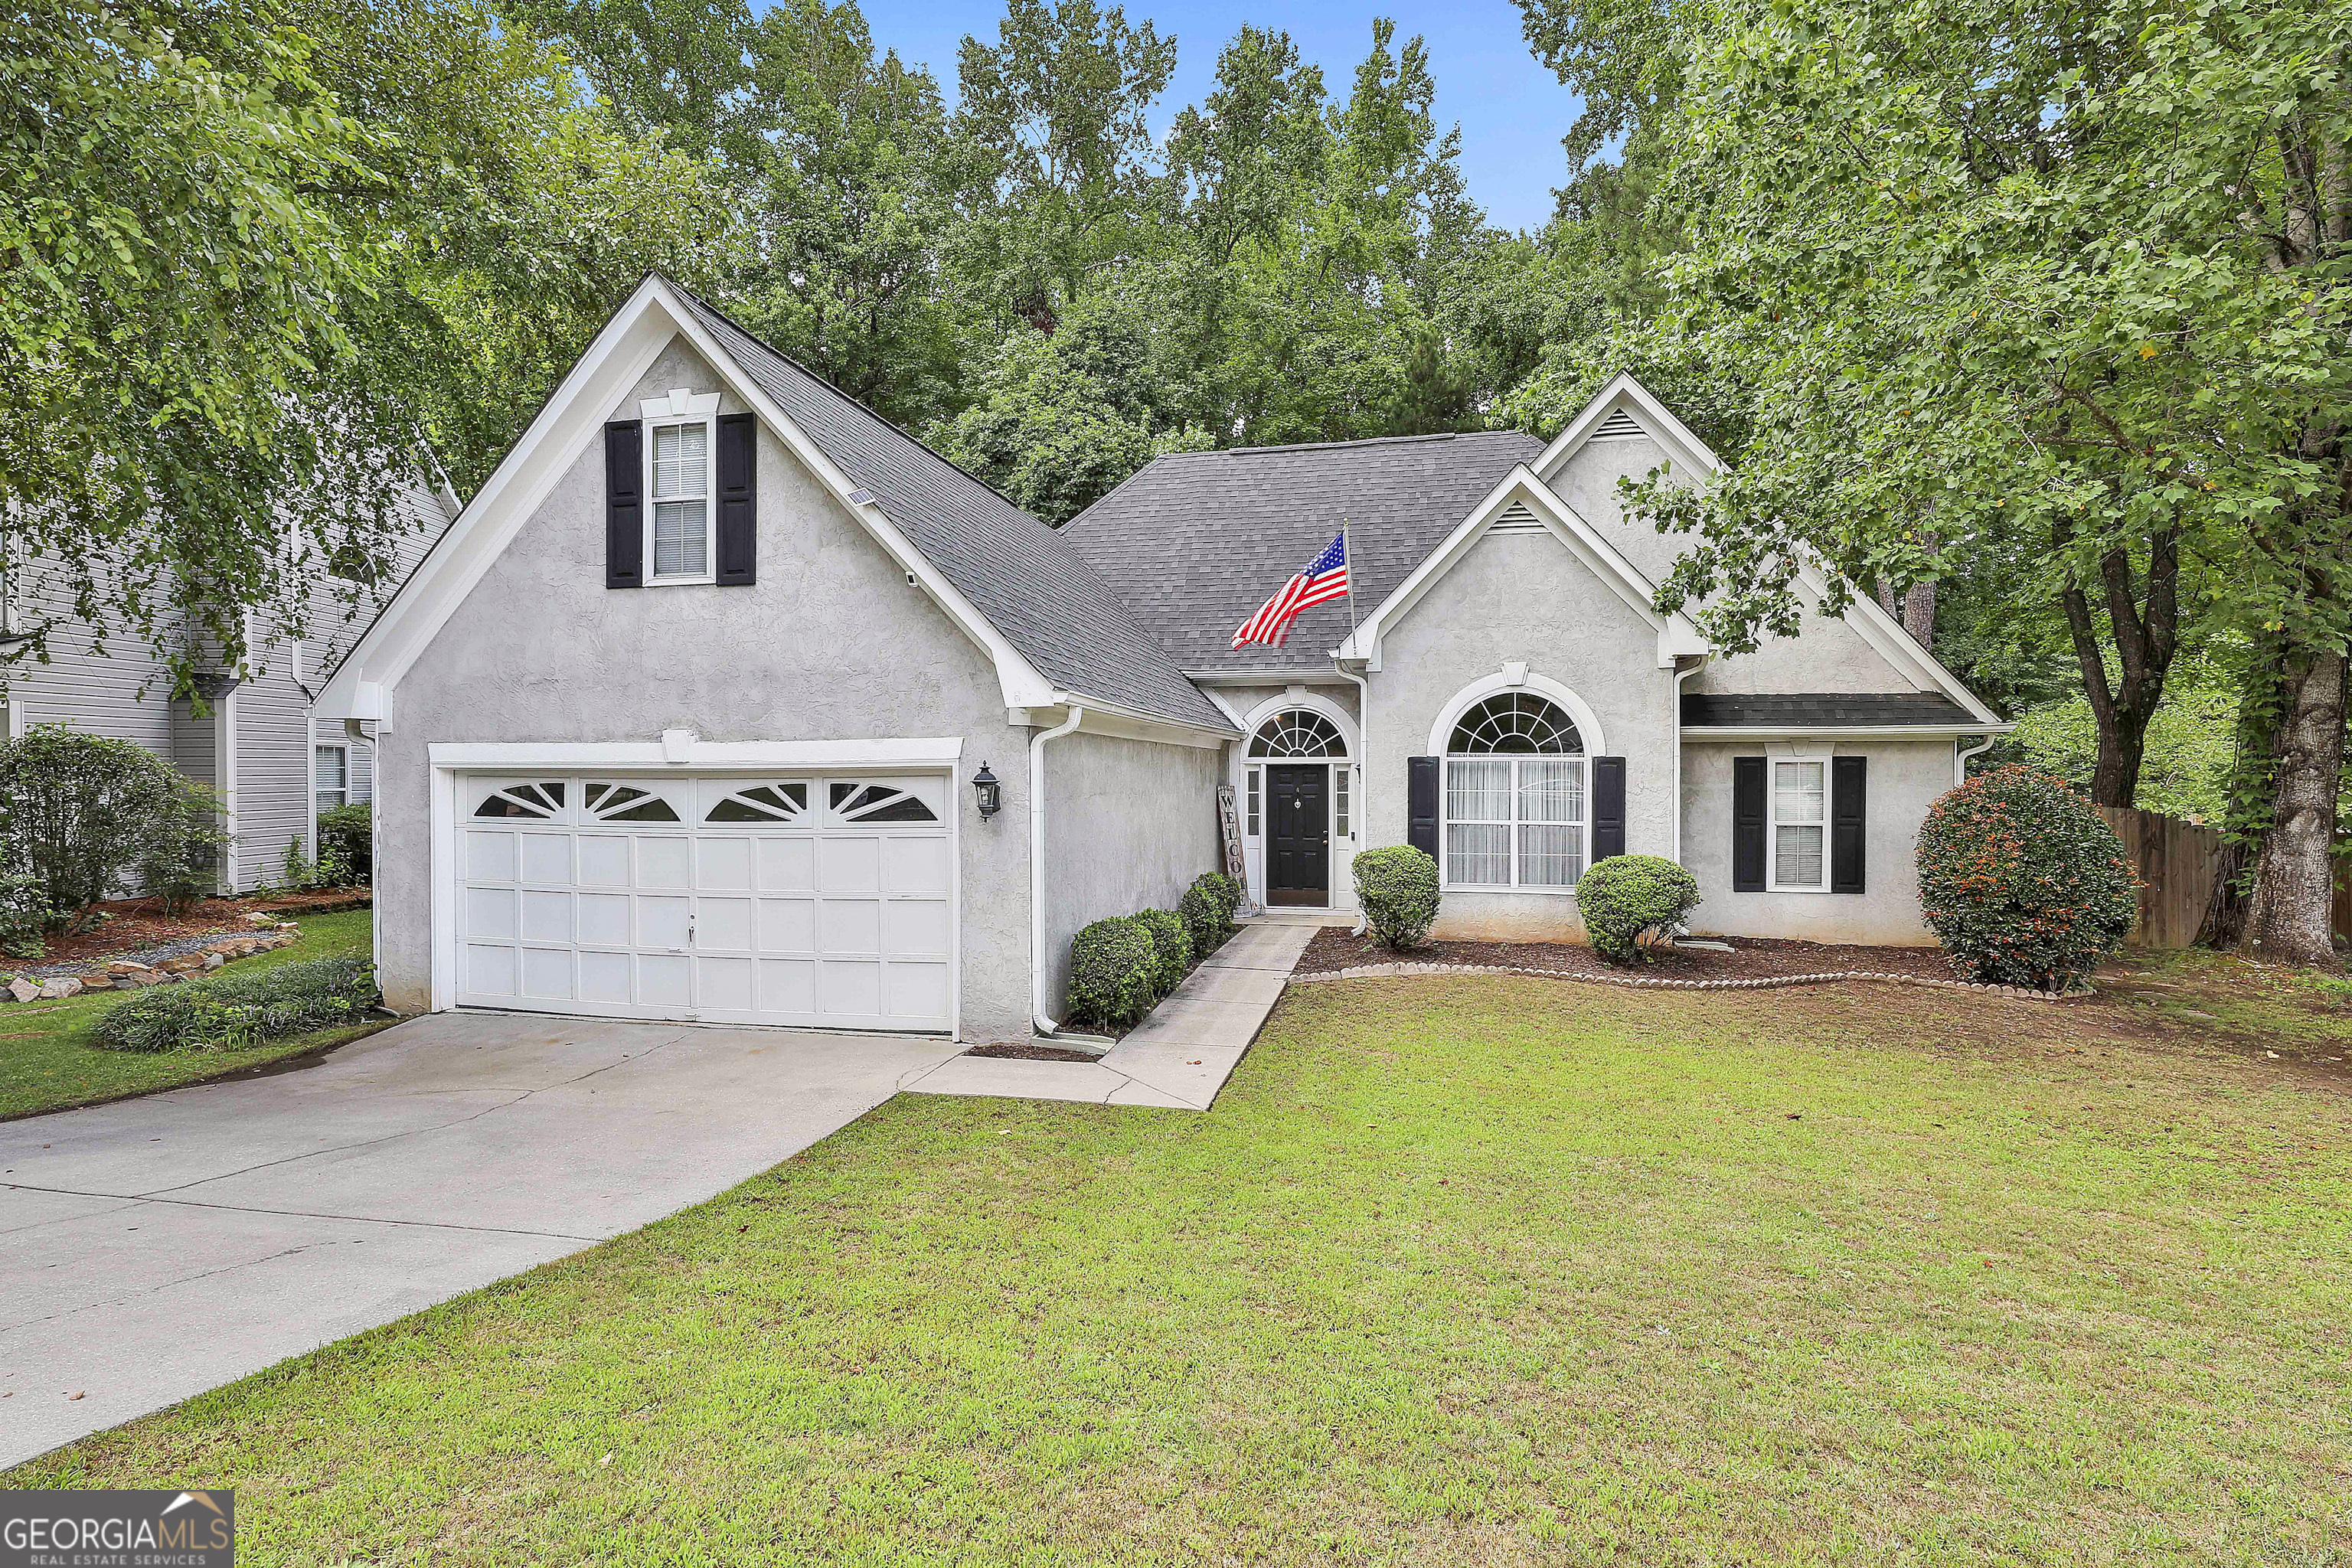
[
  {"x1": 1902, "y1": 577, "x2": 1936, "y2": 648},
  {"x1": 2194, "y1": 642, "x2": 2286, "y2": 949},
  {"x1": 2244, "y1": 645, "x2": 2346, "y2": 965},
  {"x1": 1876, "y1": 580, "x2": 1898, "y2": 619},
  {"x1": 2057, "y1": 528, "x2": 2180, "y2": 808}
]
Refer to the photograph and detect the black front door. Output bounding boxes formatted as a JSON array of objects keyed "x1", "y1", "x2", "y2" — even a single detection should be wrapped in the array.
[{"x1": 1266, "y1": 765, "x2": 1329, "y2": 906}]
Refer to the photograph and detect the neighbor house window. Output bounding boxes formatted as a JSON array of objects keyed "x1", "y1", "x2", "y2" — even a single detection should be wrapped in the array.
[
  {"x1": 1771, "y1": 758, "x2": 1828, "y2": 890},
  {"x1": 315, "y1": 744, "x2": 348, "y2": 814},
  {"x1": 648, "y1": 416, "x2": 712, "y2": 581},
  {"x1": 1443, "y1": 692, "x2": 1585, "y2": 889}
]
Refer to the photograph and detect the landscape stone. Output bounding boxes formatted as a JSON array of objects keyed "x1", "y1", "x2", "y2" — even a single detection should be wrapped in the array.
[
  {"x1": 7, "y1": 977, "x2": 39, "y2": 1004},
  {"x1": 241, "y1": 912, "x2": 278, "y2": 927},
  {"x1": 37, "y1": 978, "x2": 83, "y2": 1000},
  {"x1": 203, "y1": 952, "x2": 225, "y2": 969}
]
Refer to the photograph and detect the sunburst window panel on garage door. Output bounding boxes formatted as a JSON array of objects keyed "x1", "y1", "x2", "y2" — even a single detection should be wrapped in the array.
[{"x1": 457, "y1": 773, "x2": 953, "y2": 1031}]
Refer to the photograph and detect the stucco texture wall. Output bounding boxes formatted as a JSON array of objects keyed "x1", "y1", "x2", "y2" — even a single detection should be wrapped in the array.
[
  {"x1": 1679, "y1": 738, "x2": 1954, "y2": 944},
  {"x1": 374, "y1": 334, "x2": 1035, "y2": 1039},
  {"x1": 1039, "y1": 729, "x2": 1223, "y2": 1021},
  {"x1": 1364, "y1": 528, "x2": 1676, "y2": 941}
]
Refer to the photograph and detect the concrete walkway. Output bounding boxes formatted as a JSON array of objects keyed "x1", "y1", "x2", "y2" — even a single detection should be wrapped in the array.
[
  {"x1": 901, "y1": 916, "x2": 1328, "y2": 1110},
  {"x1": 0, "y1": 1013, "x2": 961, "y2": 1469}
]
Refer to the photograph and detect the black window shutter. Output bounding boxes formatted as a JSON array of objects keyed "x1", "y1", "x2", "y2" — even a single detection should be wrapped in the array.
[
  {"x1": 1590, "y1": 756, "x2": 1627, "y2": 861},
  {"x1": 1831, "y1": 754, "x2": 1867, "y2": 893},
  {"x1": 715, "y1": 412, "x2": 756, "y2": 586},
  {"x1": 1407, "y1": 756, "x2": 1441, "y2": 861},
  {"x1": 604, "y1": 420, "x2": 643, "y2": 589},
  {"x1": 1732, "y1": 755, "x2": 1766, "y2": 892}
]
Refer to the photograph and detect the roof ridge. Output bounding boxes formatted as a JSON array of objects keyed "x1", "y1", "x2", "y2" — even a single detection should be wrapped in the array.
[{"x1": 1212, "y1": 430, "x2": 1526, "y2": 457}]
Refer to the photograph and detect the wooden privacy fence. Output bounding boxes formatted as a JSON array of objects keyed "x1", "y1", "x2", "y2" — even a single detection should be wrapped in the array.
[
  {"x1": 2094, "y1": 804, "x2": 2352, "y2": 947},
  {"x1": 2095, "y1": 806, "x2": 2221, "y2": 949}
]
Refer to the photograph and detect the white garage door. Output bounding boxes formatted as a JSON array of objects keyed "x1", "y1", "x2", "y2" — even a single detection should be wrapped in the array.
[{"x1": 456, "y1": 773, "x2": 953, "y2": 1032}]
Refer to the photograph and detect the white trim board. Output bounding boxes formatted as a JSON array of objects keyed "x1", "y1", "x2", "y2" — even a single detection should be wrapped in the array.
[
  {"x1": 1533, "y1": 371, "x2": 1723, "y2": 488},
  {"x1": 427, "y1": 737, "x2": 965, "y2": 771},
  {"x1": 316, "y1": 276, "x2": 1060, "y2": 722}
]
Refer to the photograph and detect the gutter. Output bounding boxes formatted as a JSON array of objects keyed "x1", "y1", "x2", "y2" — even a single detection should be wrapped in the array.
[
  {"x1": 1672, "y1": 657, "x2": 1708, "y2": 863},
  {"x1": 1029, "y1": 702, "x2": 1085, "y2": 1035},
  {"x1": 1955, "y1": 733, "x2": 1998, "y2": 787},
  {"x1": 1334, "y1": 658, "x2": 1370, "y2": 936}
]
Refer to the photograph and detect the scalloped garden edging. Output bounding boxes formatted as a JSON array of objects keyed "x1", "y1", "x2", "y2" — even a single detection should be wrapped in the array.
[{"x1": 1287, "y1": 959, "x2": 2092, "y2": 1001}]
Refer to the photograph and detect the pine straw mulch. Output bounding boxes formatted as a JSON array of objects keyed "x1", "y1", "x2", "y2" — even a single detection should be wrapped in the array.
[
  {"x1": 1296, "y1": 926, "x2": 2002, "y2": 990},
  {"x1": 7, "y1": 888, "x2": 370, "y2": 970}
]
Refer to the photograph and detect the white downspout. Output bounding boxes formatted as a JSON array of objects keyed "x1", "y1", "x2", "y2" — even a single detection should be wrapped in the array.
[
  {"x1": 1335, "y1": 659, "x2": 1370, "y2": 936},
  {"x1": 1030, "y1": 702, "x2": 1085, "y2": 1035},
  {"x1": 1955, "y1": 733, "x2": 1996, "y2": 787},
  {"x1": 1672, "y1": 657, "x2": 1707, "y2": 863}
]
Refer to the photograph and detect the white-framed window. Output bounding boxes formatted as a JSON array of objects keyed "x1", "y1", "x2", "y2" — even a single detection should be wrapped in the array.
[
  {"x1": 315, "y1": 743, "x2": 348, "y2": 814},
  {"x1": 1335, "y1": 766, "x2": 1351, "y2": 841},
  {"x1": 640, "y1": 389, "x2": 722, "y2": 585},
  {"x1": 1442, "y1": 692, "x2": 1586, "y2": 890},
  {"x1": 1246, "y1": 766, "x2": 1261, "y2": 836},
  {"x1": 1769, "y1": 756, "x2": 1829, "y2": 891}
]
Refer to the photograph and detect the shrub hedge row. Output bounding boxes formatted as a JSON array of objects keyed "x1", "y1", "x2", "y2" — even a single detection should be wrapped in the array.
[
  {"x1": 90, "y1": 955, "x2": 381, "y2": 1054},
  {"x1": 1065, "y1": 872, "x2": 1238, "y2": 1030}
]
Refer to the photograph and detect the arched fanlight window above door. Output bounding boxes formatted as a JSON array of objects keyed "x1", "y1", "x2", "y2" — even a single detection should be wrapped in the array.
[{"x1": 1249, "y1": 710, "x2": 1346, "y2": 758}]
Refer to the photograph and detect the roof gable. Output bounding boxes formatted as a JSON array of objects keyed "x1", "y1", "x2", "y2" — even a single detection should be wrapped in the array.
[
  {"x1": 1337, "y1": 466, "x2": 1708, "y2": 669},
  {"x1": 319, "y1": 277, "x2": 1229, "y2": 735}
]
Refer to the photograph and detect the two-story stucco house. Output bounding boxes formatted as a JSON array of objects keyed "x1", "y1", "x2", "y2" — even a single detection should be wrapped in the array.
[{"x1": 316, "y1": 276, "x2": 2005, "y2": 1044}]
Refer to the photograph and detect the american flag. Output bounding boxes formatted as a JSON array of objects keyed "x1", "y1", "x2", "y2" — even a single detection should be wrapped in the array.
[{"x1": 1231, "y1": 531, "x2": 1351, "y2": 649}]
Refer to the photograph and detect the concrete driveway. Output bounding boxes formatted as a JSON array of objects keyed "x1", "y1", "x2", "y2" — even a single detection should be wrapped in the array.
[{"x1": 0, "y1": 1012, "x2": 962, "y2": 1468}]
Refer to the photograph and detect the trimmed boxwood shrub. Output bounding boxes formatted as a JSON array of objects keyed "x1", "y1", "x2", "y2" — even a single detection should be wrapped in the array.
[
  {"x1": 1916, "y1": 765, "x2": 2138, "y2": 991},
  {"x1": 1178, "y1": 871, "x2": 1238, "y2": 956},
  {"x1": 91, "y1": 955, "x2": 381, "y2": 1054},
  {"x1": 1133, "y1": 907, "x2": 1192, "y2": 995},
  {"x1": 1575, "y1": 854, "x2": 1700, "y2": 964},
  {"x1": 1354, "y1": 844, "x2": 1441, "y2": 949},
  {"x1": 1065, "y1": 916, "x2": 1158, "y2": 1027}
]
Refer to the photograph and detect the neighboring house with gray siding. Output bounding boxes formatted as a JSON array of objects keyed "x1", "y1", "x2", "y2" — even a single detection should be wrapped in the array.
[
  {"x1": 317, "y1": 276, "x2": 2006, "y2": 1046},
  {"x1": 2, "y1": 482, "x2": 449, "y2": 890}
]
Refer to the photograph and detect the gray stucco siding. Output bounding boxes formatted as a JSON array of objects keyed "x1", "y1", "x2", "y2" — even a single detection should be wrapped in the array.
[
  {"x1": 371, "y1": 335, "x2": 1034, "y2": 1039},
  {"x1": 1039, "y1": 729, "x2": 1223, "y2": 1022},
  {"x1": 1364, "y1": 528, "x2": 1677, "y2": 941},
  {"x1": 1678, "y1": 738, "x2": 1953, "y2": 945}
]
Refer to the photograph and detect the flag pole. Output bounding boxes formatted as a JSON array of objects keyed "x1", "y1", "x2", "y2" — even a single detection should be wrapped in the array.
[{"x1": 1341, "y1": 518, "x2": 1359, "y2": 634}]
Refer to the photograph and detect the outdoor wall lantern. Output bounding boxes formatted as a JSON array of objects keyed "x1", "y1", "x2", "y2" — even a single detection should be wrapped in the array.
[{"x1": 972, "y1": 762, "x2": 1001, "y2": 820}]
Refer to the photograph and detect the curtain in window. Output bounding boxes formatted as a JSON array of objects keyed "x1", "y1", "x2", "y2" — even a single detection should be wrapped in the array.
[
  {"x1": 1446, "y1": 758, "x2": 1512, "y2": 885},
  {"x1": 1517, "y1": 756, "x2": 1585, "y2": 887}
]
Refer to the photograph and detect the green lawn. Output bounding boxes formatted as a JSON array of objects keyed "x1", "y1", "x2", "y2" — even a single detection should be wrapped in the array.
[
  {"x1": 13, "y1": 965, "x2": 2350, "y2": 1563},
  {"x1": 0, "y1": 907, "x2": 381, "y2": 1119}
]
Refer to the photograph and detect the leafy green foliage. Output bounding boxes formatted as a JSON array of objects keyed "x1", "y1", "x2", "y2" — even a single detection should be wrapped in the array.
[
  {"x1": 1916, "y1": 766, "x2": 2139, "y2": 991},
  {"x1": 1179, "y1": 871, "x2": 1240, "y2": 957},
  {"x1": 1574, "y1": 854, "x2": 1700, "y2": 964},
  {"x1": 91, "y1": 954, "x2": 381, "y2": 1054},
  {"x1": 1353, "y1": 844, "x2": 1439, "y2": 950},
  {"x1": 0, "y1": 726, "x2": 179, "y2": 931},
  {"x1": 318, "y1": 803, "x2": 374, "y2": 883},
  {"x1": 1132, "y1": 907, "x2": 1192, "y2": 996},
  {"x1": 1064, "y1": 915, "x2": 1157, "y2": 1028},
  {"x1": 133, "y1": 776, "x2": 232, "y2": 916},
  {"x1": 0, "y1": 871, "x2": 48, "y2": 960}
]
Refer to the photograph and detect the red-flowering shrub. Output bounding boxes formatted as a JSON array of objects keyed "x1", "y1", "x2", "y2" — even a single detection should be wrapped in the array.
[{"x1": 1916, "y1": 765, "x2": 2138, "y2": 991}]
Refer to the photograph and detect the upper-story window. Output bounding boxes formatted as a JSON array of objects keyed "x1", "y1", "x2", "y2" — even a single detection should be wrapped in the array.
[{"x1": 642, "y1": 389, "x2": 721, "y2": 584}]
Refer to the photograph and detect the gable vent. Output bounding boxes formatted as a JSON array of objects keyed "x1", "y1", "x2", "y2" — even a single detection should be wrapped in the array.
[
  {"x1": 1488, "y1": 501, "x2": 1547, "y2": 534},
  {"x1": 1589, "y1": 407, "x2": 1645, "y2": 441}
]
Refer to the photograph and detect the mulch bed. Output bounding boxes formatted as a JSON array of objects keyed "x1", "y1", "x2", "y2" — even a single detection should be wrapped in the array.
[
  {"x1": 1298, "y1": 926, "x2": 1982, "y2": 988},
  {"x1": 5, "y1": 889, "x2": 368, "y2": 972},
  {"x1": 965, "y1": 1040, "x2": 1108, "y2": 1063}
]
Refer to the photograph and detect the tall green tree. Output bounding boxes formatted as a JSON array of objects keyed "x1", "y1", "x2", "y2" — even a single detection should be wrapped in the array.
[
  {"x1": 950, "y1": 0, "x2": 1177, "y2": 330},
  {"x1": 1604, "y1": 0, "x2": 2352, "y2": 962}
]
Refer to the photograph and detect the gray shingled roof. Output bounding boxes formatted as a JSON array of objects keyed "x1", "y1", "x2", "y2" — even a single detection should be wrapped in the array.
[
  {"x1": 1060, "y1": 431, "x2": 1544, "y2": 673},
  {"x1": 1681, "y1": 693, "x2": 1983, "y2": 728},
  {"x1": 675, "y1": 289, "x2": 1232, "y2": 733}
]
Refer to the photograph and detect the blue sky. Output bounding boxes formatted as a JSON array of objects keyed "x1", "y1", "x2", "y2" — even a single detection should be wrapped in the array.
[{"x1": 844, "y1": 0, "x2": 1580, "y2": 234}]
